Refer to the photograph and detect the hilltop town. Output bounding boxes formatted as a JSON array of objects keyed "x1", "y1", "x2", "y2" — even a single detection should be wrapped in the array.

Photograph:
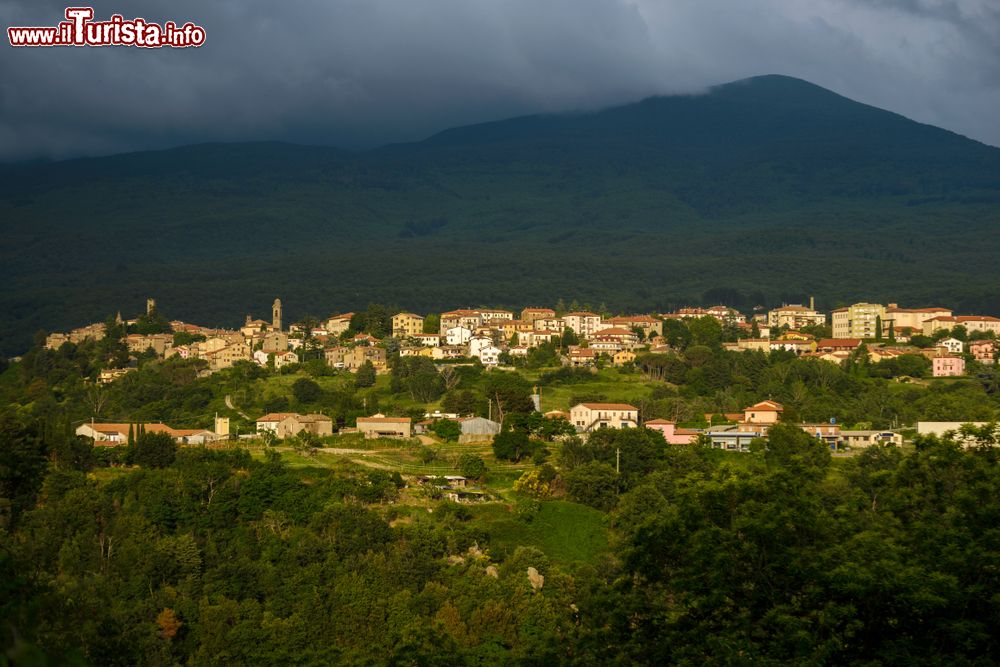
[{"x1": 37, "y1": 296, "x2": 1000, "y2": 453}]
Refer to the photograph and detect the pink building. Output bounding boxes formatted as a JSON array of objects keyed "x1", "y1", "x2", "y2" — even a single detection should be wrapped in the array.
[
  {"x1": 932, "y1": 356, "x2": 966, "y2": 377},
  {"x1": 969, "y1": 339, "x2": 996, "y2": 365},
  {"x1": 645, "y1": 419, "x2": 700, "y2": 444}
]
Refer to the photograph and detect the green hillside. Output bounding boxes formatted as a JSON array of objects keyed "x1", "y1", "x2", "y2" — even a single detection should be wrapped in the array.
[{"x1": 2, "y1": 74, "x2": 999, "y2": 354}]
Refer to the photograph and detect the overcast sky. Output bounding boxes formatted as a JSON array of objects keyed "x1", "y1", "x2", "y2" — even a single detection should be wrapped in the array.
[{"x1": 1, "y1": 0, "x2": 998, "y2": 161}]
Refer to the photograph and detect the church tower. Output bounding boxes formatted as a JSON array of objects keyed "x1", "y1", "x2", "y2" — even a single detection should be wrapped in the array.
[
  {"x1": 272, "y1": 298, "x2": 282, "y2": 331},
  {"x1": 146, "y1": 297, "x2": 156, "y2": 315}
]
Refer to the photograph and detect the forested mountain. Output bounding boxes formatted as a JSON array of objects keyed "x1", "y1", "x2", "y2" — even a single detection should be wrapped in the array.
[{"x1": 2, "y1": 74, "x2": 999, "y2": 355}]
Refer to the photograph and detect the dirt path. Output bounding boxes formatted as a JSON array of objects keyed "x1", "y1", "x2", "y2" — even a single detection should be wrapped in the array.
[
  {"x1": 316, "y1": 447, "x2": 382, "y2": 455},
  {"x1": 224, "y1": 394, "x2": 251, "y2": 420}
]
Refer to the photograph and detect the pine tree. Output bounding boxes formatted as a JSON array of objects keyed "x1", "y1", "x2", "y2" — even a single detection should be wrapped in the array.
[{"x1": 127, "y1": 423, "x2": 135, "y2": 447}]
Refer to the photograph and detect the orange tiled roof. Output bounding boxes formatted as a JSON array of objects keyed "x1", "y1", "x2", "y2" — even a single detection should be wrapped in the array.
[{"x1": 577, "y1": 402, "x2": 638, "y2": 411}]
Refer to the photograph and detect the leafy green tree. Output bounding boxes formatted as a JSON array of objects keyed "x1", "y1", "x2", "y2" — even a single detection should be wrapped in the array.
[
  {"x1": 263, "y1": 395, "x2": 290, "y2": 413},
  {"x1": 564, "y1": 461, "x2": 619, "y2": 510},
  {"x1": 755, "y1": 422, "x2": 831, "y2": 479},
  {"x1": 0, "y1": 412, "x2": 47, "y2": 526},
  {"x1": 350, "y1": 304, "x2": 393, "y2": 338},
  {"x1": 292, "y1": 377, "x2": 321, "y2": 404},
  {"x1": 430, "y1": 419, "x2": 461, "y2": 442},
  {"x1": 584, "y1": 427, "x2": 666, "y2": 488},
  {"x1": 134, "y1": 431, "x2": 177, "y2": 468},
  {"x1": 457, "y1": 454, "x2": 487, "y2": 480},
  {"x1": 133, "y1": 307, "x2": 172, "y2": 334},
  {"x1": 422, "y1": 313, "x2": 440, "y2": 334},
  {"x1": 688, "y1": 316, "x2": 723, "y2": 348},
  {"x1": 492, "y1": 430, "x2": 533, "y2": 462},
  {"x1": 663, "y1": 319, "x2": 693, "y2": 349},
  {"x1": 483, "y1": 371, "x2": 534, "y2": 421},
  {"x1": 441, "y1": 389, "x2": 481, "y2": 416},
  {"x1": 172, "y1": 331, "x2": 206, "y2": 347},
  {"x1": 560, "y1": 328, "x2": 579, "y2": 349},
  {"x1": 354, "y1": 360, "x2": 376, "y2": 388},
  {"x1": 392, "y1": 357, "x2": 444, "y2": 402}
]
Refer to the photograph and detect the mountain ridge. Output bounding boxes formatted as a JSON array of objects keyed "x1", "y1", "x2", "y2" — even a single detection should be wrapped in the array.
[{"x1": 1, "y1": 74, "x2": 998, "y2": 355}]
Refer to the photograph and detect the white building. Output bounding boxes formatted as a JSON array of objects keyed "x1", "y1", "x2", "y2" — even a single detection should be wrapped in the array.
[
  {"x1": 473, "y1": 344, "x2": 503, "y2": 366},
  {"x1": 445, "y1": 326, "x2": 473, "y2": 346},
  {"x1": 569, "y1": 403, "x2": 639, "y2": 432},
  {"x1": 562, "y1": 312, "x2": 604, "y2": 339},
  {"x1": 938, "y1": 337, "x2": 964, "y2": 355}
]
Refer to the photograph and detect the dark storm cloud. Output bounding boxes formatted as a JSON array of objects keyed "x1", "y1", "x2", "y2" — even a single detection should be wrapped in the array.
[{"x1": 1, "y1": 0, "x2": 998, "y2": 161}]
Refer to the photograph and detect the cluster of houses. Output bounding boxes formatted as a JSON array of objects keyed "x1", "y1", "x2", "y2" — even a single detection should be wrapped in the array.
[
  {"x1": 76, "y1": 416, "x2": 231, "y2": 445},
  {"x1": 74, "y1": 399, "x2": 907, "y2": 453},
  {"x1": 549, "y1": 399, "x2": 904, "y2": 452},
  {"x1": 46, "y1": 297, "x2": 997, "y2": 386}
]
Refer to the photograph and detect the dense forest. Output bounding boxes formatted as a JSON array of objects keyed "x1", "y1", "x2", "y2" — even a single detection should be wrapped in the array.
[
  {"x1": 3, "y1": 309, "x2": 1000, "y2": 663},
  {"x1": 3, "y1": 415, "x2": 1000, "y2": 664},
  {"x1": 2, "y1": 74, "x2": 1000, "y2": 355}
]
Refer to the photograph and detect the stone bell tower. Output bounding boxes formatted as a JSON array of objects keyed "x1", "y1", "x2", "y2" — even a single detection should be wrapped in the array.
[{"x1": 272, "y1": 298, "x2": 282, "y2": 331}]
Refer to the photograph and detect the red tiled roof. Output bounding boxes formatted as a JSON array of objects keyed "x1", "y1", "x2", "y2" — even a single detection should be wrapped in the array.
[
  {"x1": 576, "y1": 403, "x2": 638, "y2": 411},
  {"x1": 745, "y1": 400, "x2": 784, "y2": 412},
  {"x1": 256, "y1": 413, "x2": 298, "y2": 422},
  {"x1": 886, "y1": 307, "x2": 950, "y2": 313},
  {"x1": 817, "y1": 338, "x2": 862, "y2": 348},
  {"x1": 957, "y1": 315, "x2": 1000, "y2": 322}
]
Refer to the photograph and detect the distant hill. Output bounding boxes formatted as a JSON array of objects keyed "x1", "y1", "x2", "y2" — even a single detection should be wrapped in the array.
[{"x1": 2, "y1": 74, "x2": 999, "y2": 354}]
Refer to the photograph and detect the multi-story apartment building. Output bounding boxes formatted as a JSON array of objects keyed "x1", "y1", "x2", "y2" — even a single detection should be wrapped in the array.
[
  {"x1": 562, "y1": 312, "x2": 604, "y2": 339},
  {"x1": 922, "y1": 315, "x2": 1000, "y2": 336},
  {"x1": 601, "y1": 315, "x2": 663, "y2": 338},
  {"x1": 884, "y1": 304, "x2": 951, "y2": 333},
  {"x1": 391, "y1": 312, "x2": 424, "y2": 338},
  {"x1": 440, "y1": 310, "x2": 483, "y2": 334},
  {"x1": 324, "y1": 346, "x2": 387, "y2": 372},
  {"x1": 831, "y1": 303, "x2": 886, "y2": 339},
  {"x1": 520, "y1": 308, "x2": 556, "y2": 323},
  {"x1": 767, "y1": 299, "x2": 826, "y2": 330}
]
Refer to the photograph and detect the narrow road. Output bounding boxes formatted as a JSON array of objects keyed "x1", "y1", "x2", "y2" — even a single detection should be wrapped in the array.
[{"x1": 224, "y1": 394, "x2": 251, "y2": 420}]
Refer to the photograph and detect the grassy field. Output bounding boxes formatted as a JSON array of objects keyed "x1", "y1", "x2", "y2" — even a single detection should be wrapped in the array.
[
  {"x1": 525, "y1": 367, "x2": 658, "y2": 412},
  {"x1": 470, "y1": 500, "x2": 610, "y2": 566},
  {"x1": 247, "y1": 440, "x2": 534, "y2": 478}
]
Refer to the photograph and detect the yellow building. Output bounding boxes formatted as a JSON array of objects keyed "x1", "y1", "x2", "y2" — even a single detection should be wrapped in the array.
[
  {"x1": 767, "y1": 301, "x2": 826, "y2": 329},
  {"x1": 612, "y1": 350, "x2": 636, "y2": 366},
  {"x1": 885, "y1": 304, "x2": 951, "y2": 331},
  {"x1": 322, "y1": 313, "x2": 354, "y2": 335},
  {"x1": 392, "y1": 312, "x2": 425, "y2": 337}
]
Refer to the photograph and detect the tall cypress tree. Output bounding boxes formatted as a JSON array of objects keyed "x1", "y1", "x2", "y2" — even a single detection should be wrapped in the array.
[{"x1": 127, "y1": 423, "x2": 135, "y2": 447}]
